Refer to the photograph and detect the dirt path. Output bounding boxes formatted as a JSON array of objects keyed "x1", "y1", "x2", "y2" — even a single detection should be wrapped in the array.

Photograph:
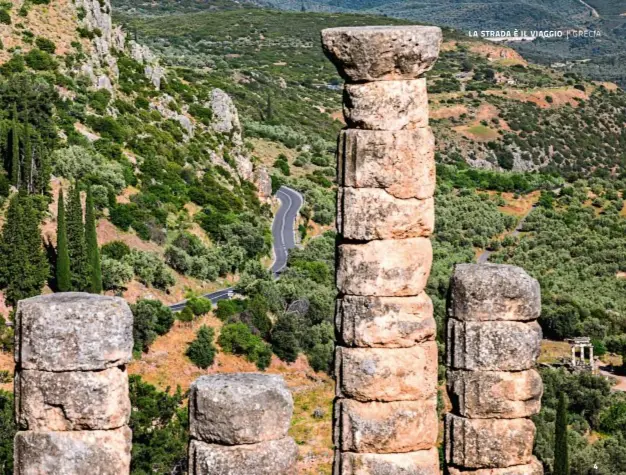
[
  {"x1": 599, "y1": 367, "x2": 626, "y2": 392},
  {"x1": 477, "y1": 205, "x2": 536, "y2": 264}
]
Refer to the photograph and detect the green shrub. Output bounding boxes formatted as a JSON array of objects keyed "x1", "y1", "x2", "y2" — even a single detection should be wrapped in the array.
[
  {"x1": 101, "y1": 241, "x2": 131, "y2": 260},
  {"x1": 35, "y1": 37, "x2": 56, "y2": 54},
  {"x1": 186, "y1": 325, "x2": 217, "y2": 369},
  {"x1": 188, "y1": 297, "x2": 212, "y2": 316},
  {"x1": 215, "y1": 299, "x2": 246, "y2": 321},
  {"x1": 218, "y1": 322, "x2": 272, "y2": 370},
  {"x1": 131, "y1": 299, "x2": 175, "y2": 353},
  {"x1": 0, "y1": 10, "x2": 10, "y2": 25},
  {"x1": 101, "y1": 256, "x2": 133, "y2": 290},
  {"x1": 24, "y1": 49, "x2": 56, "y2": 71}
]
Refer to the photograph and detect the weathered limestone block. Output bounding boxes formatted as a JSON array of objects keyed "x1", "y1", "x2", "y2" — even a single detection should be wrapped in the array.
[
  {"x1": 447, "y1": 457, "x2": 543, "y2": 475},
  {"x1": 321, "y1": 26, "x2": 442, "y2": 82},
  {"x1": 14, "y1": 426, "x2": 132, "y2": 475},
  {"x1": 336, "y1": 293, "x2": 435, "y2": 348},
  {"x1": 15, "y1": 293, "x2": 133, "y2": 371},
  {"x1": 337, "y1": 188, "x2": 434, "y2": 240},
  {"x1": 447, "y1": 369, "x2": 543, "y2": 419},
  {"x1": 450, "y1": 264, "x2": 541, "y2": 322},
  {"x1": 189, "y1": 373, "x2": 293, "y2": 445},
  {"x1": 337, "y1": 238, "x2": 432, "y2": 297},
  {"x1": 445, "y1": 414, "x2": 536, "y2": 469},
  {"x1": 336, "y1": 448, "x2": 439, "y2": 475},
  {"x1": 16, "y1": 367, "x2": 130, "y2": 431},
  {"x1": 334, "y1": 399, "x2": 438, "y2": 453},
  {"x1": 338, "y1": 129, "x2": 435, "y2": 200},
  {"x1": 189, "y1": 438, "x2": 297, "y2": 475},
  {"x1": 336, "y1": 343, "x2": 437, "y2": 402},
  {"x1": 447, "y1": 319, "x2": 542, "y2": 371},
  {"x1": 344, "y1": 79, "x2": 428, "y2": 130}
]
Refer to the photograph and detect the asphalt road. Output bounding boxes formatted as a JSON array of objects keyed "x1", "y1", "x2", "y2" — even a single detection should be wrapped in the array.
[{"x1": 169, "y1": 186, "x2": 303, "y2": 311}]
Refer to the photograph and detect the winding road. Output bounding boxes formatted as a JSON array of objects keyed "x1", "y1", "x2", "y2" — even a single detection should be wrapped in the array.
[{"x1": 169, "y1": 186, "x2": 303, "y2": 312}]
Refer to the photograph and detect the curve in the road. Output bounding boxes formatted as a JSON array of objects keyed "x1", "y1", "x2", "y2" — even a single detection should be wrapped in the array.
[{"x1": 170, "y1": 186, "x2": 304, "y2": 311}]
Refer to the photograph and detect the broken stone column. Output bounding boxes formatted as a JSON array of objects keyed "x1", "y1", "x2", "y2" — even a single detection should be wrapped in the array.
[
  {"x1": 321, "y1": 25, "x2": 442, "y2": 475},
  {"x1": 188, "y1": 373, "x2": 297, "y2": 475},
  {"x1": 445, "y1": 264, "x2": 544, "y2": 475},
  {"x1": 13, "y1": 293, "x2": 134, "y2": 475}
]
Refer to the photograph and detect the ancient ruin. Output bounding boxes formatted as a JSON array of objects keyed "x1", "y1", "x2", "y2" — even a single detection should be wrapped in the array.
[
  {"x1": 446, "y1": 264, "x2": 544, "y2": 474},
  {"x1": 568, "y1": 337, "x2": 595, "y2": 372},
  {"x1": 188, "y1": 373, "x2": 298, "y2": 475},
  {"x1": 13, "y1": 293, "x2": 133, "y2": 474},
  {"x1": 322, "y1": 25, "x2": 443, "y2": 474}
]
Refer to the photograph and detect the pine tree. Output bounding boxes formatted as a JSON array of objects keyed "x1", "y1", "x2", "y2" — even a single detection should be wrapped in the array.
[
  {"x1": 0, "y1": 194, "x2": 48, "y2": 306},
  {"x1": 9, "y1": 104, "x2": 20, "y2": 188},
  {"x1": 85, "y1": 187, "x2": 102, "y2": 294},
  {"x1": 186, "y1": 325, "x2": 217, "y2": 369},
  {"x1": 66, "y1": 184, "x2": 89, "y2": 291},
  {"x1": 554, "y1": 392, "x2": 570, "y2": 475},
  {"x1": 55, "y1": 189, "x2": 71, "y2": 292}
]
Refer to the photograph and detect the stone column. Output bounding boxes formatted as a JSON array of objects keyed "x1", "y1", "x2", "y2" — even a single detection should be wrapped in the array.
[
  {"x1": 590, "y1": 345, "x2": 594, "y2": 371},
  {"x1": 571, "y1": 345, "x2": 576, "y2": 366},
  {"x1": 188, "y1": 373, "x2": 297, "y2": 475},
  {"x1": 13, "y1": 293, "x2": 133, "y2": 474},
  {"x1": 446, "y1": 264, "x2": 544, "y2": 475},
  {"x1": 321, "y1": 26, "x2": 442, "y2": 475}
]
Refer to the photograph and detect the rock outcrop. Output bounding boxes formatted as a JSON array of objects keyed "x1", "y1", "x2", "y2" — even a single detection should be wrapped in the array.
[
  {"x1": 445, "y1": 264, "x2": 544, "y2": 474},
  {"x1": 13, "y1": 293, "x2": 133, "y2": 474},
  {"x1": 188, "y1": 373, "x2": 297, "y2": 475},
  {"x1": 322, "y1": 25, "x2": 442, "y2": 475}
]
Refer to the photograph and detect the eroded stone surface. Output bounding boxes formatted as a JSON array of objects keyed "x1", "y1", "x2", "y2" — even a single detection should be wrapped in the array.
[
  {"x1": 16, "y1": 367, "x2": 130, "y2": 431},
  {"x1": 338, "y1": 129, "x2": 435, "y2": 200},
  {"x1": 15, "y1": 293, "x2": 133, "y2": 371},
  {"x1": 189, "y1": 438, "x2": 297, "y2": 475},
  {"x1": 447, "y1": 319, "x2": 542, "y2": 371},
  {"x1": 447, "y1": 369, "x2": 543, "y2": 419},
  {"x1": 321, "y1": 26, "x2": 442, "y2": 82},
  {"x1": 336, "y1": 343, "x2": 437, "y2": 402},
  {"x1": 344, "y1": 79, "x2": 428, "y2": 130},
  {"x1": 336, "y1": 448, "x2": 439, "y2": 475},
  {"x1": 450, "y1": 264, "x2": 541, "y2": 322},
  {"x1": 337, "y1": 238, "x2": 432, "y2": 297},
  {"x1": 336, "y1": 294, "x2": 435, "y2": 348},
  {"x1": 14, "y1": 427, "x2": 132, "y2": 475},
  {"x1": 447, "y1": 457, "x2": 543, "y2": 475},
  {"x1": 190, "y1": 373, "x2": 293, "y2": 445},
  {"x1": 445, "y1": 414, "x2": 536, "y2": 469},
  {"x1": 334, "y1": 399, "x2": 438, "y2": 453},
  {"x1": 337, "y1": 188, "x2": 434, "y2": 240}
]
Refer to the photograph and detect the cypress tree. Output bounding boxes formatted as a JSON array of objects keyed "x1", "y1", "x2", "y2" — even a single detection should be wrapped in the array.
[
  {"x1": 84, "y1": 187, "x2": 102, "y2": 294},
  {"x1": 22, "y1": 119, "x2": 32, "y2": 194},
  {"x1": 554, "y1": 392, "x2": 570, "y2": 475},
  {"x1": 9, "y1": 104, "x2": 19, "y2": 187},
  {"x1": 55, "y1": 189, "x2": 71, "y2": 292},
  {"x1": 66, "y1": 184, "x2": 89, "y2": 291},
  {"x1": 0, "y1": 194, "x2": 48, "y2": 306}
]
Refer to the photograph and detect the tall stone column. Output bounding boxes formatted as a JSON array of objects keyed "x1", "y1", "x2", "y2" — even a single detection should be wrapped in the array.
[
  {"x1": 446, "y1": 264, "x2": 544, "y2": 475},
  {"x1": 321, "y1": 26, "x2": 442, "y2": 475},
  {"x1": 13, "y1": 293, "x2": 133, "y2": 474},
  {"x1": 188, "y1": 373, "x2": 297, "y2": 475}
]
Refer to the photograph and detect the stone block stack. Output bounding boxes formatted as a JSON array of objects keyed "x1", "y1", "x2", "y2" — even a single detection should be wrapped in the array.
[
  {"x1": 13, "y1": 293, "x2": 133, "y2": 474},
  {"x1": 321, "y1": 25, "x2": 442, "y2": 475},
  {"x1": 446, "y1": 264, "x2": 544, "y2": 475},
  {"x1": 188, "y1": 373, "x2": 297, "y2": 475}
]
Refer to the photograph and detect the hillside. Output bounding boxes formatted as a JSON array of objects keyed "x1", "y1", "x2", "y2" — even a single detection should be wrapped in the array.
[
  {"x1": 114, "y1": 6, "x2": 626, "y2": 176},
  {"x1": 243, "y1": 0, "x2": 626, "y2": 88}
]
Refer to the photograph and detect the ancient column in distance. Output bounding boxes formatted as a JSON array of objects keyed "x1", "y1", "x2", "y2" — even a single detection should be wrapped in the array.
[{"x1": 321, "y1": 25, "x2": 442, "y2": 475}]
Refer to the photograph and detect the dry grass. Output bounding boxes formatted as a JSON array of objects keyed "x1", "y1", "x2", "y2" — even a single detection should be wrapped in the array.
[
  {"x1": 129, "y1": 313, "x2": 334, "y2": 473},
  {"x1": 0, "y1": 351, "x2": 13, "y2": 392},
  {"x1": 539, "y1": 340, "x2": 571, "y2": 364},
  {"x1": 496, "y1": 191, "x2": 540, "y2": 218}
]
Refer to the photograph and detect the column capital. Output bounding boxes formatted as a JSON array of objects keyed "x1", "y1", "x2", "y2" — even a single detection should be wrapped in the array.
[{"x1": 321, "y1": 25, "x2": 442, "y2": 82}]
